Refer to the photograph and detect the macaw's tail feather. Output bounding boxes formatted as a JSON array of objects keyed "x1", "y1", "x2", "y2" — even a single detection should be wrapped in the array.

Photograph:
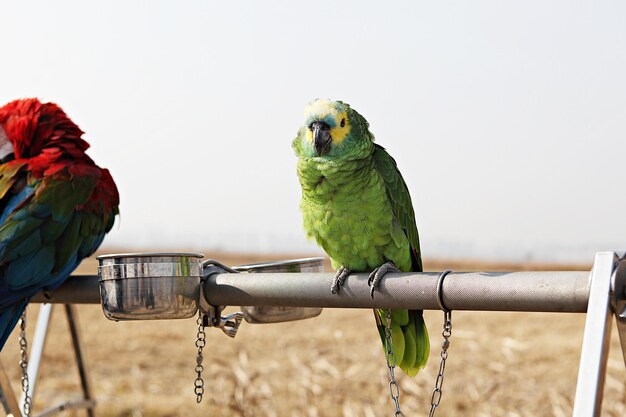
[
  {"x1": 375, "y1": 308, "x2": 430, "y2": 377},
  {"x1": 0, "y1": 301, "x2": 28, "y2": 351}
]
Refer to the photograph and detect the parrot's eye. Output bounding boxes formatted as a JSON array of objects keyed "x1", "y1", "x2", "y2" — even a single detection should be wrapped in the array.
[{"x1": 340, "y1": 118, "x2": 346, "y2": 128}]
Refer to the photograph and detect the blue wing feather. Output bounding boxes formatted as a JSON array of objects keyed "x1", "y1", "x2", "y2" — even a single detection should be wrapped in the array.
[
  {"x1": 0, "y1": 186, "x2": 34, "y2": 224},
  {"x1": 6, "y1": 246, "x2": 55, "y2": 289},
  {"x1": 0, "y1": 174, "x2": 112, "y2": 350}
]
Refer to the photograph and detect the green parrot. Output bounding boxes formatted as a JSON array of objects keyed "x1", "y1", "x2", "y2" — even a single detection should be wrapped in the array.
[{"x1": 292, "y1": 99, "x2": 429, "y2": 376}]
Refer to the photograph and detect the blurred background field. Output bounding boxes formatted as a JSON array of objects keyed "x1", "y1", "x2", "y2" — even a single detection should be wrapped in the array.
[{"x1": 1, "y1": 252, "x2": 625, "y2": 417}]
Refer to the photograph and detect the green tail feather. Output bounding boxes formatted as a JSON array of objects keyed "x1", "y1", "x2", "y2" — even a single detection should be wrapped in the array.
[{"x1": 375, "y1": 309, "x2": 430, "y2": 377}]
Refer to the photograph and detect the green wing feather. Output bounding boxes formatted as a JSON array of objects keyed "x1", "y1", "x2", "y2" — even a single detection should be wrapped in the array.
[
  {"x1": 0, "y1": 162, "x2": 26, "y2": 201},
  {"x1": 372, "y1": 143, "x2": 429, "y2": 376},
  {"x1": 372, "y1": 144, "x2": 422, "y2": 272}
]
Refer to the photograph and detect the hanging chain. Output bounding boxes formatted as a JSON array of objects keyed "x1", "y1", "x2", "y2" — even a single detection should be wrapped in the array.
[
  {"x1": 429, "y1": 275, "x2": 453, "y2": 417},
  {"x1": 383, "y1": 309, "x2": 405, "y2": 417},
  {"x1": 428, "y1": 310, "x2": 452, "y2": 416},
  {"x1": 19, "y1": 311, "x2": 32, "y2": 417},
  {"x1": 194, "y1": 312, "x2": 206, "y2": 403}
]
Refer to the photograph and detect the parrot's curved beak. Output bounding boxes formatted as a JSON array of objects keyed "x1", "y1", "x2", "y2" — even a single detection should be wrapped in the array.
[{"x1": 311, "y1": 121, "x2": 332, "y2": 156}]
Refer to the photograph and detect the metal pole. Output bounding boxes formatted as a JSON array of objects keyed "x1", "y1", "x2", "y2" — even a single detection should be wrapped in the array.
[
  {"x1": 205, "y1": 271, "x2": 591, "y2": 312},
  {"x1": 572, "y1": 252, "x2": 616, "y2": 417},
  {"x1": 32, "y1": 271, "x2": 591, "y2": 312},
  {"x1": 33, "y1": 399, "x2": 96, "y2": 417},
  {"x1": 64, "y1": 305, "x2": 95, "y2": 417},
  {"x1": 33, "y1": 276, "x2": 101, "y2": 304}
]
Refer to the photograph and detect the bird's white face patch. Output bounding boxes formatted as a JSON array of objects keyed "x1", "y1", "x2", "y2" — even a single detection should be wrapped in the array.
[
  {"x1": 304, "y1": 99, "x2": 339, "y2": 121},
  {"x1": 304, "y1": 99, "x2": 351, "y2": 145},
  {"x1": 0, "y1": 126, "x2": 14, "y2": 162}
]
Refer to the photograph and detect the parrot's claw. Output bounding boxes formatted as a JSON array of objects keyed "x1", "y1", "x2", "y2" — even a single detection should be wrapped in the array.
[
  {"x1": 368, "y1": 262, "x2": 401, "y2": 299},
  {"x1": 331, "y1": 266, "x2": 351, "y2": 294}
]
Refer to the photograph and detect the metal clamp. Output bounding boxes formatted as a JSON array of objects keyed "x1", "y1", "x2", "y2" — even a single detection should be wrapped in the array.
[
  {"x1": 613, "y1": 254, "x2": 626, "y2": 317},
  {"x1": 612, "y1": 255, "x2": 626, "y2": 367},
  {"x1": 436, "y1": 270, "x2": 453, "y2": 313},
  {"x1": 199, "y1": 260, "x2": 244, "y2": 338}
]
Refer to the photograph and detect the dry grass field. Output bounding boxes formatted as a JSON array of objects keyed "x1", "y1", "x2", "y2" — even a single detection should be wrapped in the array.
[{"x1": 1, "y1": 252, "x2": 625, "y2": 417}]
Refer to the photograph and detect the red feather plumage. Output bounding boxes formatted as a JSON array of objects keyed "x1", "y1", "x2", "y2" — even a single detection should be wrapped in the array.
[{"x1": 0, "y1": 98, "x2": 119, "y2": 214}]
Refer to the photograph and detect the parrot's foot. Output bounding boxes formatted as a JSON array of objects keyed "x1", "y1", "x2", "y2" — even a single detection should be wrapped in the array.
[
  {"x1": 331, "y1": 266, "x2": 352, "y2": 294},
  {"x1": 368, "y1": 262, "x2": 400, "y2": 299}
]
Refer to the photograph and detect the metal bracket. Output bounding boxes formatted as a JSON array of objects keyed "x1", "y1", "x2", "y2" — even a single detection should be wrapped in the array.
[
  {"x1": 199, "y1": 262, "x2": 243, "y2": 338},
  {"x1": 572, "y1": 252, "x2": 619, "y2": 417},
  {"x1": 612, "y1": 254, "x2": 626, "y2": 368}
]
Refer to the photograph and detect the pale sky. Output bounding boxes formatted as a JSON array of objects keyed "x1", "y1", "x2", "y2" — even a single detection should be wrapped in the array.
[{"x1": 1, "y1": 1, "x2": 625, "y2": 263}]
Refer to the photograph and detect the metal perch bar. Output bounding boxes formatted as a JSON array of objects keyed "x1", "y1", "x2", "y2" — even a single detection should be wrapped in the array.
[
  {"x1": 23, "y1": 251, "x2": 626, "y2": 417},
  {"x1": 34, "y1": 271, "x2": 591, "y2": 312}
]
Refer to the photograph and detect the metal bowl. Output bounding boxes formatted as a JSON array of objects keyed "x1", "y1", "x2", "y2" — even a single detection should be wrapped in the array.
[
  {"x1": 232, "y1": 257, "x2": 324, "y2": 323},
  {"x1": 98, "y1": 252, "x2": 203, "y2": 321}
]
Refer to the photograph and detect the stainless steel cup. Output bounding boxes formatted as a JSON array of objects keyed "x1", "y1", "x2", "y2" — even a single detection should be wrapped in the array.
[
  {"x1": 233, "y1": 257, "x2": 324, "y2": 323},
  {"x1": 98, "y1": 252, "x2": 203, "y2": 321}
]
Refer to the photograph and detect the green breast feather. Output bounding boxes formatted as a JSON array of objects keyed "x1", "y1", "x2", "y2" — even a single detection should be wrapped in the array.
[
  {"x1": 298, "y1": 155, "x2": 412, "y2": 273},
  {"x1": 294, "y1": 99, "x2": 429, "y2": 376}
]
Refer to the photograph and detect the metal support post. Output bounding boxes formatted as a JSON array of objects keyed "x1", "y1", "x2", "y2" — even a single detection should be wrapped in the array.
[
  {"x1": 64, "y1": 304, "x2": 95, "y2": 417},
  {"x1": 572, "y1": 252, "x2": 617, "y2": 417},
  {"x1": 0, "y1": 358, "x2": 22, "y2": 417}
]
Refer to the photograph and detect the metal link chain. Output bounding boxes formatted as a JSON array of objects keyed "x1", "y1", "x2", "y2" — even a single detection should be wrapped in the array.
[
  {"x1": 384, "y1": 309, "x2": 453, "y2": 417},
  {"x1": 383, "y1": 270, "x2": 453, "y2": 417},
  {"x1": 19, "y1": 311, "x2": 32, "y2": 417},
  {"x1": 194, "y1": 312, "x2": 206, "y2": 403},
  {"x1": 428, "y1": 310, "x2": 452, "y2": 416},
  {"x1": 383, "y1": 309, "x2": 405, "y2": 417},
  {"x1": 429, "y1": 269, "x2": 454, "y2": 417}
]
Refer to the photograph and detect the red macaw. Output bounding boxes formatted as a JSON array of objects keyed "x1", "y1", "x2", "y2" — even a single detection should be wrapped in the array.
[{"x1": 0, "y1": 98, "x2": 119, "y2": 350}]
